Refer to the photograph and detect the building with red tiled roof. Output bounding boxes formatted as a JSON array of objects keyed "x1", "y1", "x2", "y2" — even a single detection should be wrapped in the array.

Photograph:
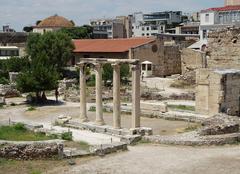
[
  {"x1": 72, "y1": 37, "x2": 182, "y2": 77},
  {"x1": 33, "y1": 15, "x2": 74, "y2": 34},
  {"x1": 73, "y1": 38, "x2": 155, "y2": 53},
  {"x1": 200, "y1": 2, "x2": 240, "y2": 42}
]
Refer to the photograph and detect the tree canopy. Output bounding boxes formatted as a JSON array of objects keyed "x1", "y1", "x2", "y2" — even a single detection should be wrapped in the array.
[
  {"x1": 59, "y1": 25, "x2": 93, "y2": 39},
  {"x1": 16, "y1": 32, "x2": 74, "y2": 102}
]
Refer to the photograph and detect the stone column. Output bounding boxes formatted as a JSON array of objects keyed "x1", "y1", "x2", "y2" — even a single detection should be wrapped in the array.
[
  {"x1": 79, "y1": 63, "x2": 88, "y2": 123},
  {"x1": 94, "y1": 63, "x2": 105, "y2": 125},
  {"x1": 131, "y1": 63, "x2": 141, "y2": 128},
  {"x1": 112, "y1": 63, "x2": 121, "y2": 129}
]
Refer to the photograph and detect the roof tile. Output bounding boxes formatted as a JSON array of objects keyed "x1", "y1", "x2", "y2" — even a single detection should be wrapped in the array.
[{"x1": 73, "y1": 38, "x2": 156, "y2": 53}]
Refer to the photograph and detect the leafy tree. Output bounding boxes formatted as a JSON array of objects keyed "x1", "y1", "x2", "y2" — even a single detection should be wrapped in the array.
[
  {"x1": 59, "y1": 25, "x2": 93, "y2": 39},
  {"x1": 2, "y1": 56, "x2": 30, "y2": 73},
  {"x1": 23, "y1": 26, "x2": 33, "y2": 32},
  {"x1": 16, "y1": 32, "x2": 73, "y2": 103},
  {"x1": 36, "y1": 20, "x2": 42, "y2": 25},
  {"x1": 102, "y1": 63, "x2": 130, "y2": 86},
  {"x1": 26, "y1": 32, "x2": 74, "y2": 75},
  {"x1": 102, "y1": 63, "x2": 113, "y2": 86}
]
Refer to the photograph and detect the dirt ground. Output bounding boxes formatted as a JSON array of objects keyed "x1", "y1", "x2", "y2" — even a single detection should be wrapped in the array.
[
  {"x1": 0, "y1": 103, "x2": 198, "y2": 135},
  {"x1": 47, "y1": 144, "x2": 240, "y2": 174}
]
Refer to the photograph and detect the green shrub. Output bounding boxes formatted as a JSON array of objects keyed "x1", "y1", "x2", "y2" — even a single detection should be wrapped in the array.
[
  {"x1": 87, "y1": 74, "x2": 95, "y2": 87},
  {"x1": 13, "y1": 123, "x2": 27, "y2": 131},
  {"x1": 89, "y1": 106, "x2": 96, "y2": 112},
  {"x1": 0, "y1": 77, "x2": 9, "y2": 85},
  {"x1": 61, "y1": 132, "x2": 72, "y2": 141}
]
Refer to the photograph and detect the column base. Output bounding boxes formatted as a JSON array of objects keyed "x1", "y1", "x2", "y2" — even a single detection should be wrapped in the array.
[
  {"x1": 80, "y1": 118, "x2": 89, "y2": 123},
  {"x1": 95, "y1": 120, "x2": 105, "y2": 126}
]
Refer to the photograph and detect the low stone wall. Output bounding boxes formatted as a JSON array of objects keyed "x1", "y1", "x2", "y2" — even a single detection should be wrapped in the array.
[
  {"x1": 0, "y1": 140, "x2": 64, "y2": 160},
  {"x1": 0, "y1": 84, "x2": 20, "y2": 98},
  {"x1": 143, "y1": 131, "x2": 240, "y2": 146},
  {"x1": 90, "y1": 142, "x2": 128, "y2": 155}
]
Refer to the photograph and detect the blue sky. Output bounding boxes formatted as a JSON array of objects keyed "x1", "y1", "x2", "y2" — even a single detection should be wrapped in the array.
[{"x1": 0, "y1": 0, "x2": 224, "y2": 31}]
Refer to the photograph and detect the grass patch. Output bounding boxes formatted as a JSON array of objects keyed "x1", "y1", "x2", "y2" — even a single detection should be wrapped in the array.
[
  {"x1": 26, "y1": 106, "x2": 37, "y2": 111},
  {"x1": 64, "y1": 141, "x2": 90, "y2": 151},
  {"x1": 0, "y1": 123, "x2": 54, "y2": 141},
  {"x1": 30, "y1": 170, "x2": 42, "y2": 174},
  {"x1": 138, "y1": 139, "x2": 151, "y2": 144},
  {"x1": 89, "y1": 106, "x2": 96, "y2": 112},
  {"x1": 61, "y1": 132, "x2": 73, "y2": 141},
  {"x1": 0, "y1": 158, "x2": 16, "y2": 166},
  {"x1": 0, "y1": 104, "x2": 3, "y2": 109},
  {"x1": 168, "y1": 104, "x2": 195, "y2": 111}
]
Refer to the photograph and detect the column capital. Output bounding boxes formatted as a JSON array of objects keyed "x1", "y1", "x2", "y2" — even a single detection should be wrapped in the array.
[
  {"x1": 111, "y1": 63, "x2": 120, "y2": 68},
  {"x1": 94, "y1": 63, "x2": 102, "y2": 71}
]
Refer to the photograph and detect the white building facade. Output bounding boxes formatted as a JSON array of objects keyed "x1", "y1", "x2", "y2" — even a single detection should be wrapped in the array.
[
  {"x1": 200, "y1": 5, "x2": 240, "y2": 41},
  {"x1": 131, "y1": 11, "x2": 182, "y2": 37}
]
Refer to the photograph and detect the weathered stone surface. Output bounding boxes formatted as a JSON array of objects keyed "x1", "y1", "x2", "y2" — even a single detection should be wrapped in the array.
[
  {"x1": 196, "y1": 68, "x2": 240, "y2": 116},
  {"x1": 208, "y1": 28, "x2": 240, "y2": 70},
  {"x1": 0, "y1": 84, "x2": 20, "y2": 97},
  {"x1": 181, "y1": 48, "x2": 206, "y2": 84},
  {"x1": 90, "y1": 142, "x2": 128, "y2": 155},
  {"x1": 0, "y1": 141, "x2": 64, "y2": 160},
  {"x1": 199, "y1": 114, "x2": 239, "y2": 136}
]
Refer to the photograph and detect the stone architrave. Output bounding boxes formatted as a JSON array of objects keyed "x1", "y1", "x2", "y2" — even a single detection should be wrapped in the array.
[
  {"x1": 94, "y1": 63, "x2": 105, "y2": 125},
  {"x1": 79, "y1": 63, "x2": 88, "y2": 123},
  {"x1": 131, "y1": 63, "x2": 141, "y2": 128},
  {"x1": 112, "y1": 63, "x2": 121, "y2": 129}
]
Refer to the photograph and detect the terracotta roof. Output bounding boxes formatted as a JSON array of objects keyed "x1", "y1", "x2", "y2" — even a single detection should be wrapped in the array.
[
  {"x1": 36, "y1": 15, "x2": 74, "y2": 28},
  {"x1": 73, "y1": 38, "x2": 156, "y2": 53},
  {"x1": 201, "y1": 5, "x2": 240, "y2": 12}
]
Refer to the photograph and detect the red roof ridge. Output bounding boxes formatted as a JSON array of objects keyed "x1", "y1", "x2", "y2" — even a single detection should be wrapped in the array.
[
  {"x1": 73, "y1": 37, "x2": 156, "y2": 53},
  {"x1": 201, "y1": 5, "x2": 240, "y2": 12}
]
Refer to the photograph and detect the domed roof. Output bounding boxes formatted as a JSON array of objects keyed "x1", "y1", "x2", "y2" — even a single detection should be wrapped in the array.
[{"x1": 37, "y1": 15, "x2": 74, "y2": 28}]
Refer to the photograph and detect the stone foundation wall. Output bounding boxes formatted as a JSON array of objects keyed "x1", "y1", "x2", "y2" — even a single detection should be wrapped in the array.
[
  {"x1": 0, "y1": 84, "x2": 20, "y2": 97},
  {"x1": 207, "y1": 28, "x2": 240, "y2": 69},
  {"x1": 196, "y1": 68, "x2": 240, "y2": 116},
  {"x1": 0, "y1": 141, "x2": 63, "y2": 160}
]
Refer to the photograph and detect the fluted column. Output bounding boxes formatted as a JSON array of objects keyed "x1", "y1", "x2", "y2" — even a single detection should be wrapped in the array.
[
  {"x1": 94, "y1": 63, "x2": 105, "y2": 125},
  {"x1": 112, "y1": 63, "x2": 121, "y2": 129},
  {"x1": 131, "y1": 63, "x2": 141, "y2": 128},
  {"x1": 79, "y1": 63, "x2": 88, "y2": 123}
]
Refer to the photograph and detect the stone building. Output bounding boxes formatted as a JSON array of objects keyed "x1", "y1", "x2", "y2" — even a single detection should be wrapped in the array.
[
  {"x1": 207, "y1": 28, "x2": 240, "y2": 69},
  {"x1": 73, "y1": 37, "x2": 181, "y2": 77},
  {"x1": 33, "y1": 15, "x2": 74, "y2": 34},
  {"x1": 196, "y1": 68, "x2": 240, "y2": 116}
]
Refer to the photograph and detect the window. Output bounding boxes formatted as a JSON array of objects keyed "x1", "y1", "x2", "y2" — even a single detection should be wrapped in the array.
[
  {"x1": 203, "y1": 30, "x2": 207, "y2": 39},
  {"x1": 142, "y1": 27, "x2": 145, "y2": 31},
  {"x1": 146, "y1": 27, "x2": 149, "y2": 31},
  {"x1": 142, "y1": 33, "x2": 145, "y2": 36},
  {"x1": 147, "y1": 64, "x2": 152, "y2": 71},
  {"x1": 146, "y1": 33, "x2": 149, "y2": 36},
  {"x1": 142, "y1": 64, "x2": 146, "y2": 71},
  {"x1": 205, "y1": 14, "x2": 209, "y2": 23}
]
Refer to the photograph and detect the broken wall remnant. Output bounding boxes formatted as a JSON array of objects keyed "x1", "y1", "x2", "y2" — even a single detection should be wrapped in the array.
[
  {"x1": 196, "y1": 68, "x2": 240, "y2": 116},
  {"x1": 180, "y1": 48, "x2": 207, "y2": 84},
  {"x1": 207, "y1": 28, "x2": 240, "y2": 69}
]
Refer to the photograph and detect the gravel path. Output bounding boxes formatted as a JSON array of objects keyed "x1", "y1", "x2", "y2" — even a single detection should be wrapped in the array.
[{"x1": 53, "y1": 144, "x2": 240, "y2": 174}]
